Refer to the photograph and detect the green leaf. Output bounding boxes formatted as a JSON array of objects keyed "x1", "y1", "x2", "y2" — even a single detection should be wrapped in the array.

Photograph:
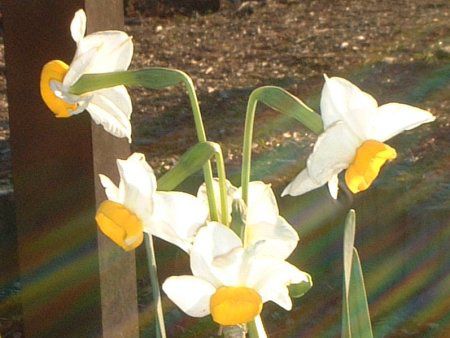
[
  {"x1": 341, "y1": 210, "x2": 373, "y2": 338},
  {"x1": 157, "y1": 141, "x2": 221, "y2": 191},
  {"x1": 343, "y1": 210, "x2": 356, "y2": 297},
  {"x1": 348, "y1": 248, "x2": 373, "y2": 338},
  {"x1": 288, "y1": 272, "x2": 313, "y2": 298},
  {"x1": 69, "y1": 68, "x2": 190, "y2": 95},
  {"x1": 250, "y1": 86, "x2": 324, "y2": 134}
]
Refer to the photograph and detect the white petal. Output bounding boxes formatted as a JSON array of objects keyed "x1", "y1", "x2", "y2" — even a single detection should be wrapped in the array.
[
  {"x1": 162, "y1": 276, "x2": 215, "y2": 318},
  {"x1": 190, "y1": 222, "x2": 243, "y2": 287},
  {"x1": 321, "y1": 76, "x2": 378, "y2": 139},
  {"x1": 307, "y1": 121, "x2": 360, "y2": 184},
  {"x1": 370, "y1": 103, "x2": 436, "y2": 142},
  {"x1": 282, "y1": 168, "x2": 321, "y2": 197},
  {"x1": 245, "y1": 216, "x2": 299, "y2": 260},
  {"x1": 210, "y1": 247, "x2": 245, "y2": 286},
  {"x1": 70, "y1": 9, "x2": 86, "y2": 43},
  {"x1": 327, "y1": 174, "x2": 339, "y2": 200},
  {"x1": 236, "y1": 181, "x2": 279, "y2": 225},
  {"x1": 245, "y1": 257, "x2": 309, "y2": 310},
  {"x1": 117, "y1": 153, "x2": 155, "y2": 220},
  {"x1": 147, "y1": 191, "x2": 208, "y2": 252},
  {"x1": 99, "y1": 174, "x2": 121, "y2": 203},
  {"x1": 197, "y1": 179, "x2": 237, "y2": 221},
  {"x1": 86, "y1": 86, "x2": 132, "y2": 141},
  {"x1": 64, "y1": 31, "x2": 133, "y2": 86}
]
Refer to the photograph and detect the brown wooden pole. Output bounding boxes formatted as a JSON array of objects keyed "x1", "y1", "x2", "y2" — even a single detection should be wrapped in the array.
[{"x1": 2, "y1": 1, "x2": 139, "y2": 337}]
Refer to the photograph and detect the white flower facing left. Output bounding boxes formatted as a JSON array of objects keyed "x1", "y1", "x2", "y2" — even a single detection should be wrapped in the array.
[
  {"x1": 40, "y1": 9, "x2": 134, "y2": 141},
  {"x1": 162, "y1": 222, "x2": 310, "y2": 326},
  {"x1": 283, "y1": 75, "x2": 435, "y2": 199},
  {"x1": 96, "y1": 152, "x2": 208, "y2": 251}
]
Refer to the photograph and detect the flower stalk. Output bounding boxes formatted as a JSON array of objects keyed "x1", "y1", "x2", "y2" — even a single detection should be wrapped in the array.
[
  {"x1": 145, "y1": 233, "x2": 167, "y2": 338},
  {"x1": 241, "y1": 86, "x2": 322, "y2": 205},
  {"x1": 69, "y1": 68, "x2": 220, "y2": 221}
]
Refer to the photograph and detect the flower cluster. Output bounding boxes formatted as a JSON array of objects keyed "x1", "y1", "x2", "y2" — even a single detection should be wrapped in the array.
[{"x1": 40, "y1": 9, "x2": 435, "y2": 336}]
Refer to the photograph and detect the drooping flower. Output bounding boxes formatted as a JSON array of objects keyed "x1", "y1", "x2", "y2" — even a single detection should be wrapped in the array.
[
  {"x1": 162, "y1": 222, "x2": 310, "y2": 326},
  {"x1": 283, "y1": 76, "x2": 435, "y2": 198},
  {"x1": 96, "y1": 153, "x2": 208, "y2": 251},
  {"x1": 197, "y1": 180, "x2": 299, "y2": 260},
  {"x1": 40, "y1": 9, "x2": 134, "y2": 141}
]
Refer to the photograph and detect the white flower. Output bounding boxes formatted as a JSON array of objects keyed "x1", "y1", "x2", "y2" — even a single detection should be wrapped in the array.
[
  {"x1": 283, "y1": 75, "x2": 435, "y2": 199},
  {"x1": 96, "y1": 153, "x2": 208, "y2": 251},
  {"x1": 40, "y1": 9, "x2": 134, "y2": 141},
  {"x1": 197, "y1": 180, "x2": 299, "y2": 260},
  {"x1": 162, "y1": 222, "x2": 310, "y2": 326}
]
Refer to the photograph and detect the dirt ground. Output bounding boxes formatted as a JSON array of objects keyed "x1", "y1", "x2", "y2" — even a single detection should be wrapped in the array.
[{"x1": 0, "y1": 0, "x2": 449, "y2": 337}]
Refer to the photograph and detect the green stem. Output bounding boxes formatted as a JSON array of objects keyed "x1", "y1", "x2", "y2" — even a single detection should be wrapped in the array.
[
  {"x1": 145, "y1": 234, "x2": 166, "y2": 338},
  {"x1": 212, "y1": 144, "x2": 229, "y2": 225},
  {"x1": 240, "y1": 86, "x2": 323, "y2": 205},
  {"x1": 69, "y1": 68, "x2": 219, "y2": 222},
  {"x1": 241, "y1": 92, "x2": 258, "y2": 205},
  {"x1": 181, "y1": 75, "x2": 219, "y2": 222}
]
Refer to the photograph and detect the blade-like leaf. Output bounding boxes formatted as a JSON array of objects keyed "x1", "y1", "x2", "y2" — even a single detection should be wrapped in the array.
[
  {"x1": 341, "y1": 210, "x2": 373, "y2": 338},
  {"x1": 250, "y1": 86, "x2": 324, "y2": 134},
  {"x1": 288, "y1": 272, "x2": 313, "y2": 298},
  {"x1": 348, "y1": 248, "x2": 373, "y2": 338},
  {"x1": 157, "y1": 141, "x2": 221, "y2": 191},
  {"x1": 343, "y1": 210, "x2": 356, "y2": 296}
]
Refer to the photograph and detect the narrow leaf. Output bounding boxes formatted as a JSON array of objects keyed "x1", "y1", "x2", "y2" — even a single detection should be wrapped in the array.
[
  {"x1": 342, "y1": 209, "x2": 356, "y2": 338},
  {"x1": 251, "y1": 86, "x2": 324, "y2": 134},
  {"x1": 348, "y1": 248, "x2": 373, "y2": 338},
  {"x1": 157, "y1": 142, "x2": 220, "y2": 191},
  {"x1": 343, "y1": 210, "x2": 356, "y2": 296},
  {"x1": 288, "y1": 272, "x2": 313, "y2": 298}
]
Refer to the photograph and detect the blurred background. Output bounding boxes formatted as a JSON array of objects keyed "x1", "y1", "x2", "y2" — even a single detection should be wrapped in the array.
[{"x1": 0, "y1": 0, "x2": 449, "y2": 336}]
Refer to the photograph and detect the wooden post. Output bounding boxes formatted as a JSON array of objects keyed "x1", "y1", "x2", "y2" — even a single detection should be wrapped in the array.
[{"x1": 2, "y1": 1, "x2": 139, "y2": 337}]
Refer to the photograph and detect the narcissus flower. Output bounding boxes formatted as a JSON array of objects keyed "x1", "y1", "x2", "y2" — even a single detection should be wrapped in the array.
[
  {"x1": 197, "y1": 180, "x2": 299, "y2": 260},
  {"x1": 40, "y1": 9, "x2": 134, "y2": 141},
  {"x1": 96, "y1": 153, "x2": 208, "y2": 251},
  {"x1": 162, "y1": 222, "x2": 310, "y2": 326},
  {"x1": 283, "y1": 76, "x2": 435, "y2": 198}
]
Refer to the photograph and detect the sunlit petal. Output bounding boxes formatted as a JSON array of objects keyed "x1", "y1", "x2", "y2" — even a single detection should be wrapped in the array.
[
  {"x1": 307, "y1": 121, "x2": 360, "y2": 184},
  {"x1": 370, "y1": 103, "x2": 436, "y2": 142},
  {"x1": 282, "y1": 168, "x2": 321, "y2": 197},
  {"x1": 236, "y1": 181, "x2": 279, "y2": 225},
  {"x1": 116, "y1": 153, "x2": 155, "y2": 220},
  {"x1": 148, "y1": 191, "x2": 208, "y2": 251},
  {"x1": 70, "y1": 9, "x2": 86, "y2": 43},
  {"x1": 87, "y1": 86, "x2": 132, "y2": 141},
  {"x1": 162, "y1": 276, "x2": 215, "y2": 317},
  {"x1": 321, "y1": 76, "x2": 378, "y2": 139},
  {"x1": 190, "y1": 222, "x2": 242, "y2": 287},
  {"x1": 99, "y1": 174, "x2": 121, "y2": 203},
  {"x1": 245, "y1": 257, "x2": 309, "y2": 309},
  {"x1": 64, "y1": 31, "x2": 133, "y2": 86},
  {"x1": 327, "y1": 174, "x2": 339, "y2": 199},
  {"x1": 245, "y1": 216, "x2": 299, "y2": 260}
]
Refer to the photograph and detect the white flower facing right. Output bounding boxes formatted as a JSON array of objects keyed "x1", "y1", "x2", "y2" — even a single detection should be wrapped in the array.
[
  {"x1": 283, "y1": 75, "x2": 435, "y2": 199},
  {"x1": 162, "y1": 222, "x2": 310, "y2": 326}
]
